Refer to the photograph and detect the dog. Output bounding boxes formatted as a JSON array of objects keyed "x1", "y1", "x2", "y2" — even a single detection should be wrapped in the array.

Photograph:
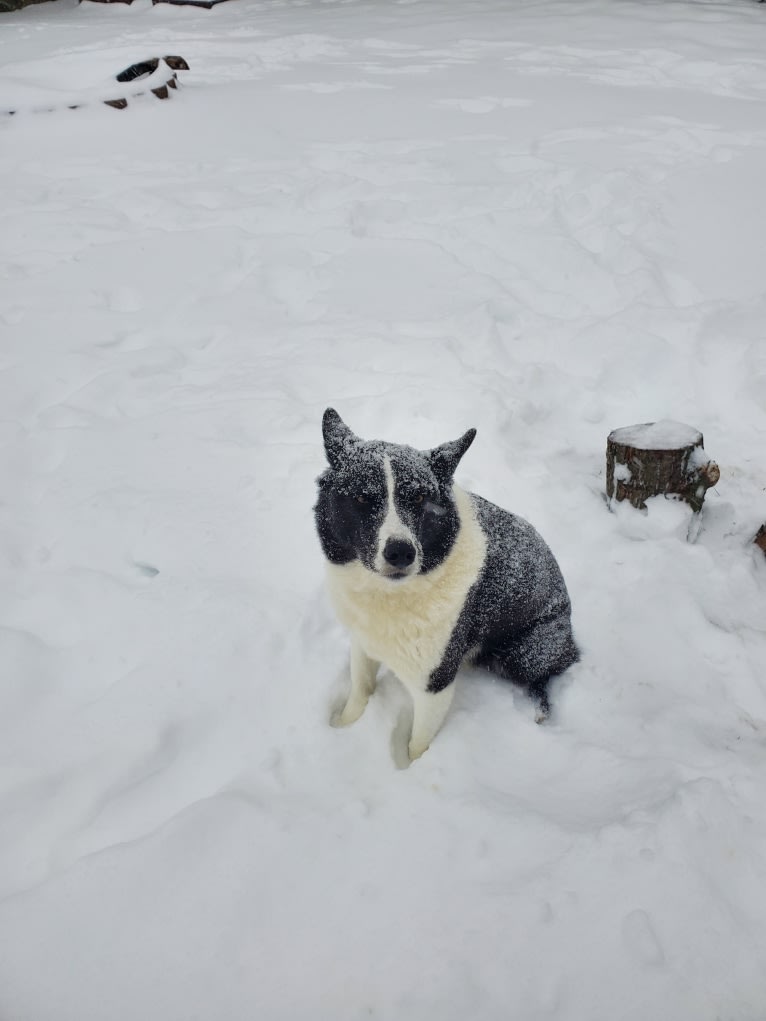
[{"x1": 314, "y1": 408, "x2": 578, "y2": 761}]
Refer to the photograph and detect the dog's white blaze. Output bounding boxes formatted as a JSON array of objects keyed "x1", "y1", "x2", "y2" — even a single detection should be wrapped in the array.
[
  {"x1": 326, "y1": 486, "x2": 487, "y2": 688},
  {"x1": 373, "y1": 454, "x2": 420, "y2": 574}
]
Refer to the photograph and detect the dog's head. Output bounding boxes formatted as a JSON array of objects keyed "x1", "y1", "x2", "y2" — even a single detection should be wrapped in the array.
[{"x1": 315, "y1": 408, "x2": 476, "y2": 580}]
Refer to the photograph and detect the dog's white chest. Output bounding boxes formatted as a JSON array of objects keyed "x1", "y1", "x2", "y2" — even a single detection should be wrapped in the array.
[{"x1": 325, "y1": 488, "x2": 487, "y2": 685}]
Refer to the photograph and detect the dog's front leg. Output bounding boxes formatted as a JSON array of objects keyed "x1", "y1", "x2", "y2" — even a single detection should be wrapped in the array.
[
  {"x1": 334, "y1": 638, "x2": 379, "y2": 727},
  {"x1": 408, "y1": 682, "x2": 457, "y2": 761},
  {"x1": 407, "y1": 637, "x2": 465, "y2": 761}
]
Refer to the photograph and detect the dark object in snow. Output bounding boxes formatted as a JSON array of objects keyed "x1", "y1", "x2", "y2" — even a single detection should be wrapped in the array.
[
  {"x1": 315, "y1": 408, "x2": 578, "y2": 761},
  {"x1": 3, "y1": 55, "x2": 189, "y2": 116},
  {"x1": 85, "y1": 0, "x2": 232, "y2": 3},
  {"x1": 755, "y1": 524, "x2": 766, "y2": 555},
  {"x1": 152, "y1": 0, "x2": 233, "y2": 7},
  {"x1": 106, "y1": 56, "x2": 188, "y2": 109},
  {"x1": 0, "y1": 0, "x2": 54, "y2": 10},
  {"x1": 116, "y1": 56, "x2": 189, "y2": 83},
  {"x1": 106, "y1": 56, "x2": 189, "y2": 108},
  {"x1": 606, "y1": 420, "x2": 719, "y2": 516}
]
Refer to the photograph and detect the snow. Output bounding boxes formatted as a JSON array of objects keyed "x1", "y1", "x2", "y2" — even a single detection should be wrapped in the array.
[
  {"x1": 610, "y1": 420, "x2": 702, "y2": 450},
  {"x1": 1, "y1": 0, "x2": 766, "y2": 1019}
]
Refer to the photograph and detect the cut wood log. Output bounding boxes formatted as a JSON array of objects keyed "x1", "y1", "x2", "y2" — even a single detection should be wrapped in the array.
[
  {"x1": 606, "y1": 420, "x2": 719, "y2": 515},
  {"x1": 755, "y1": 525, "x2": 766, "y2": 555}
]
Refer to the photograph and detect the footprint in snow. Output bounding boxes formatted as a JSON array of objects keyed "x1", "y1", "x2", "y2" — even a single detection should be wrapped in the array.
[{"x1": 133, "y1": 562, "x2": 160, "y2": 579}]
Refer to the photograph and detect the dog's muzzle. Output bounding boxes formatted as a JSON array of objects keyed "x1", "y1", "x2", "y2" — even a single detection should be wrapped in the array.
[{"x1": 380, "y1": 538, "x2": 417, "y2": 579}]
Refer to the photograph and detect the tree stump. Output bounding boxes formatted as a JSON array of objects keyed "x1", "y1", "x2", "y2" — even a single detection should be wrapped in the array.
[
  {"x1": 755, "y1": 524, "x2": 766, "y2": 555},
  {"x1": 606, "y1": 421, "x2": 719, "y2": 515}
]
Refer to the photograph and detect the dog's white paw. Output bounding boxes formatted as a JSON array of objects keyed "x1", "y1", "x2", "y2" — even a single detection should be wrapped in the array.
[
  {"x1": 330, "y1": 697, "x2": 368, "y2": 728},
  {"x1": 407, "y1": 740, "x2": 430, "y2": 762}
]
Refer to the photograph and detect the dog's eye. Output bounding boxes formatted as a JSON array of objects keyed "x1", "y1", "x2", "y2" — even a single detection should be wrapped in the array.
[
  {"x1": 356, "y1": 495, "x2": 369, "y2": 505},
  {"x1": 414, "y1": 493, "x2": 424, "y2": 504}
]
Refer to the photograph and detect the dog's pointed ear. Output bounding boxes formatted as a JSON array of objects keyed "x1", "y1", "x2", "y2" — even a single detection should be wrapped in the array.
[
  {"x1": 427, "y1": 428, "x2": 476, "y2": 482},
  {"x1": 322, "y1": 408, "x2": 359, "y2": 470}
]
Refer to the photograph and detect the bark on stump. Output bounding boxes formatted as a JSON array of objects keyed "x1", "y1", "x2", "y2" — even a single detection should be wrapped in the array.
[
  {"x1": 606, "y1": 421, "x2": 719, "y2": 515},
  {"x1": 755, "y1": 524, "x2": 766, "y2": 555}
]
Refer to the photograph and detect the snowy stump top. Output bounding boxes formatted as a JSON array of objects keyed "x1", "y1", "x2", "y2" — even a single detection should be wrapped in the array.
[
  {"x1": 609, "y1": 420, "x2": 702, "y2": 451},
  {"x1": 606, "y1": 420, "x2": 719, "y2": 516}
]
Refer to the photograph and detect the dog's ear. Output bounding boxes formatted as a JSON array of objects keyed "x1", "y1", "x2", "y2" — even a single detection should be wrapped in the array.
[
  {"x1": 322, "y1": 408, "x2": 359, "y2": 469},
  {"x1": 427, "y1": 428, "x2": 476, "y2": 482}
]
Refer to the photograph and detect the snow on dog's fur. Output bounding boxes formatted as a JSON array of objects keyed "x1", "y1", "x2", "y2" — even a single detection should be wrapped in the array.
[{"x1": 315, "y1": 408, "x2": 578, "y2": 761}]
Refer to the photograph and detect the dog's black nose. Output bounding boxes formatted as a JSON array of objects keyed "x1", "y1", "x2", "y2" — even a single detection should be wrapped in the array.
[{"x1": 383, "y1": 538, "x2": 416, "y2": 569}]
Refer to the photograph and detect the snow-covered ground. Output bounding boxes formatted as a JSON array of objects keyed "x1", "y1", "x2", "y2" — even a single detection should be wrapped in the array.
[{"x1": 2, "y1": 0, "x2": 766, "y2": 1017}]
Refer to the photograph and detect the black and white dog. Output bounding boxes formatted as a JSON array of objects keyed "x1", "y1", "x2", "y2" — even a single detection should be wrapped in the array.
[{"x1": 315, "y1": 408, "x2": 578, "y2": 761}]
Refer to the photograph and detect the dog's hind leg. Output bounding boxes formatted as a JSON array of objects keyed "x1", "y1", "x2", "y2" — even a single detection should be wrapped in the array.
[
  {"x1": 478, "y1": 610, "x2": 578, "y2": 721},
  {"x1": 407, "y1": 683, "x2": 457, "y2": 761},
  {"x1": 334, "y1": 638, "x2": 379, "y2": 727},
  {"x1": 528, "y1": 681, "x2": 551, "y2": 724}
]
